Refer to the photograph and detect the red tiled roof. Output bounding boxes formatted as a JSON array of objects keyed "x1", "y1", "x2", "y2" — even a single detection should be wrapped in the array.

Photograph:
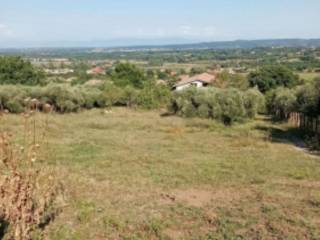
[
  {"x1": 179, "y1": 75, "x2": 190, "y2": 81},
  {"x1": 175, "y1": 73, "x2": 216, "y2": 87},
  {"x1": 93, "y1": 67, "x2": 105, "y2": 73}
]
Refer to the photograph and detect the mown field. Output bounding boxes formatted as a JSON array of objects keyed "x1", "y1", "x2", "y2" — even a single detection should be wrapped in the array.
[{"x1": 1, "y1": 109, "x2": 320, "y2": 240}]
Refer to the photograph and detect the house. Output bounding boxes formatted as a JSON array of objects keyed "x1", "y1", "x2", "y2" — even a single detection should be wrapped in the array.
[
  {"x1": 86, "y1": 67, "x2": 106, "y2": 75},
  {"x1": 173, "y1": 73, "x2": 216, "y2": 91}
]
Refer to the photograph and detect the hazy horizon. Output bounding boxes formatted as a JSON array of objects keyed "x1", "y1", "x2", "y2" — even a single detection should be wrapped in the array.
[
  {"x1": 1, "y1": 0, "x2": 320, "y2": 48},
  {"x1": 1, "y1": 38, "x2": 320, "y2": 49}
]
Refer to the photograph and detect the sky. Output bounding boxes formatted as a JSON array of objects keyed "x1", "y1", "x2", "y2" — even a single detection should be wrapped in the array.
[{"x1": 0, "y1": 0, "x2": 320, "y2": 47}]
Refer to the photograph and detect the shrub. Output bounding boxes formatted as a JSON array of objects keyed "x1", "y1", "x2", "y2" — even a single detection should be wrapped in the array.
[
  {"x1": 180, "y1": 101, "x2": 196, "y2": 118},
  {"x1": 102, "y1": 82, "x2": 125, "y2": 107},
  {"x1": 167, "y1": 87, "x2": 265, "y2": 124},
  {"x1": 197, "y1": 104, "x2": 211, "y2": 118},
  {"x1": 81, "y1": 87, "x2": 105, "y2": 109},
  {"x1": 137, "y1": 82, "x2": 171, "y2": 109},
  {"x1": 5, "y1": 100, "x2": 25, "y2": 114},
  {"x1": 43, "y1": 84, "x2": 85, "y2": 113},
  {"x1": 206, "y1": 88, "x2": 222, "y2": 119},
  {"x1": 0, "y1": 85, "x2": 27, "y2": 113},
  {"x1": 123, "y1": 86, "x2": 139, "y2": 107},
  {"x1": 168, "y1": 87, "x2": 196, "y2": 116},
  {"x1": 243, "y1": 88, "x2": 265, "y2": 118},
  {"x1": 216, "y1": 88, "x2": 246, "y2": 124},
  {"x1": 266, "y1": 87, "x2": 297, "y2": 120}
]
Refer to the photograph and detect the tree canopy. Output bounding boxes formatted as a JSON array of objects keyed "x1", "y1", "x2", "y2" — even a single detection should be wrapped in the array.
[
  {"x1": 295, "y1": 77, "x2": 320, "y2": 117},
  {"x1": 111, "y1": 63, "x2": 147, "y2": 89},
  {"x1": 248, "y1": 65, "x2": 299, "y2": 93},
  {"x1": 0, "y1": 56, "x2": 45, "y2": 85},
  {"x1": 168, "y1": 87, "x2": 265, "y2": 124},
  {"x1": 265, "y1": 77, "x2": 320, "y2": 120},
  {"x1": 266, "y1": 87, "x2": 297, "y2": 120}
]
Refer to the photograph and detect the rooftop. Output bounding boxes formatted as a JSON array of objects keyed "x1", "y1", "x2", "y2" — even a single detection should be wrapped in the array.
[{"x1": 175, "y1": 73, "x2": 216, "y2": 87}]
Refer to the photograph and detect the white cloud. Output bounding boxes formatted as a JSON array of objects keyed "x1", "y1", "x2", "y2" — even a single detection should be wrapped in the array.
[
  {"x1": 0, "y1": 24, "x2": 13, "y2": 37},
  {"x1": 177, "y1": 25, "x2": 218, "y2": 39},
  {"x1": 180, "y1": 25, "x2": 192, "y2": 35},
  {"x1": 203, "y1": 26, "x2": 217, "y2": 36},
  {"x1": 109, "y1": 24, "x2": 218, "y2": 39}
]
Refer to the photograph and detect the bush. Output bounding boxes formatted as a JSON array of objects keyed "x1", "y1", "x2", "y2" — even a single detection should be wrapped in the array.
[
  {"x1": 123, "y1": 86, "x2": 139, "y2": 107},
  {"x1": 137, "y1": 82, "x2": 171, "y2": 109},
  {"x1": 6, "y1": 100, "x2": 25, "y2": 113},
  {"x1": 43, "y1": 84, "x2": 85, "y2": 113},
  {"x1": 81, "y1": 87, "x2": 105, "y2": 109},
  {"x1": 102, "y1": 82, "x2": 125, "y2": 107},
  {"x1": 216, "y1": 89, "x2": 246, "y2": 124},
  {"x1": 243, "y1": 88, "x2": 265, "y2": 118},
  {"x1": 168, "y1": 87, "x2": 265, "y2": 124},
  {"x1": 206, "y1": 89, "x2": 222, "y2": 119},
  {"x1": 266, "y1": 87, "x2": 297, "y2": 120},
  {"x1": 197, "y1": 104, "x2": 211, "y2": 118},
  {"x1": 181, "y1": 101, "x2": 198, "y2": 118},
  {"x1": 0, "y1": 85, "x2": 27, "y2": 113}
]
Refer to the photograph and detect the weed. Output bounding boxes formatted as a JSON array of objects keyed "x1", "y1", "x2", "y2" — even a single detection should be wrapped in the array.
[{"x1": 0, "y1": 107, "x2": 62, "y2": 239}]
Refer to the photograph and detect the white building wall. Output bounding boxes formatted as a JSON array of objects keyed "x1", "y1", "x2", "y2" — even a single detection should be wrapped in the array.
[{"x1": 175, "y1": 81, "x2": 204, "y2": 91}]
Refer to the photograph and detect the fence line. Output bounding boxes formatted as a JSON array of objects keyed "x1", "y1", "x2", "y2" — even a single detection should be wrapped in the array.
[{"x1": 289, "y1": 112, "x2": 320, "y2": 134}]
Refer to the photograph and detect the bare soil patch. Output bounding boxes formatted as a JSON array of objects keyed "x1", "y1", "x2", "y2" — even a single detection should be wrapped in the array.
[{"x1": 161, "y1": 187, "x2": 251, "y2": 208}]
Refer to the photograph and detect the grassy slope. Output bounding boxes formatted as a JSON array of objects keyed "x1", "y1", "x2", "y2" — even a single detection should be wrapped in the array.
[
  {"x1": 299, "y1": 72, "x2": 320, "y2": 82},
  {"x1": 1, "y1": 109, "x2": 320, "y2": 240}
]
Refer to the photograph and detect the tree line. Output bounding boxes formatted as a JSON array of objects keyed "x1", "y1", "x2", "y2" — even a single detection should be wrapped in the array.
[{"x1": 1, "y1": 55, "x2": 319, "y2": 126}]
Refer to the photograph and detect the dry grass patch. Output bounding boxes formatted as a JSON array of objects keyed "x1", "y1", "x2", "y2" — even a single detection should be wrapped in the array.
[{"x1": 160, "y1": 187, "x2": 252, "y2": 209}]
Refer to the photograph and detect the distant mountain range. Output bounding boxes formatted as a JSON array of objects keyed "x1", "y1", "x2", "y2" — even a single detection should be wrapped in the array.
[
  {"x1": 152, "y1": 38, "x2": 320, "y2": 50},
  {"x1": 112, "y1": 39, "x2": 320, "y2": 51},
  {"x1": 1, "y1": 38, "x2": 320, "y2": 51}
]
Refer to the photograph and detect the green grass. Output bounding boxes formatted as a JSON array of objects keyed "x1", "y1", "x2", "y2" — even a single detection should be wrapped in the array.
[
  {"x1": 299, "y1": 72, "x2": 320, "y2": 82},
  {"x1": 1, "y1": 108, "x2": 320, "y2": 239}
]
